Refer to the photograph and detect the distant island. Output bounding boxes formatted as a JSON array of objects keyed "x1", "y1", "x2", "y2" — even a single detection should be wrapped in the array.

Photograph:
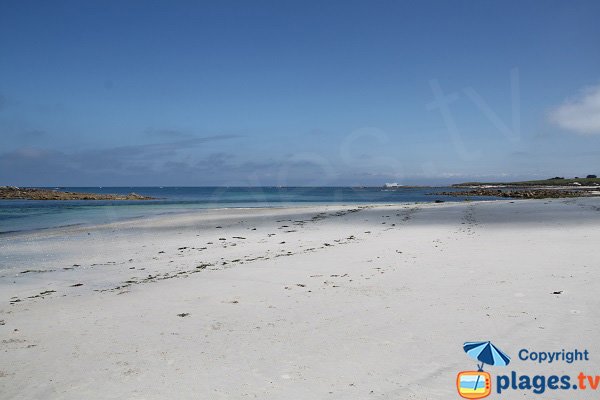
[
  {"x1": 453, "y1": 175, "x2": 600, "y2": 187},
  {"x1": 439, "y1": 176, "x2": 600, "y2": 199},
  {"x1": 0, "y1": 187, "x2": 156, "y2": 200}
]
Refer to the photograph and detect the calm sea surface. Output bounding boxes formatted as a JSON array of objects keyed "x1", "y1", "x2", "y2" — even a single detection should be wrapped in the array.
[{"x1": 0, "y1": 187, "x2": 502, "y2": 233}]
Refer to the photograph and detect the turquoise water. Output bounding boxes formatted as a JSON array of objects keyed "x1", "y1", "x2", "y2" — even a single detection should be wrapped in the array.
[{"x1": 0, "y1": 187, "x2": 499, "y2": 233}]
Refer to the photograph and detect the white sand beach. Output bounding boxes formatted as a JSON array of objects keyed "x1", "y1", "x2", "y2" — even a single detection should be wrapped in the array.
[{"x1": 1, "y1": 198, "x2": 600, "y2": 399}]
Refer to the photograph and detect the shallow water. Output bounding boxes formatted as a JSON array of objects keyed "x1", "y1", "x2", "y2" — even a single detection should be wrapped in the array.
[{"x1": 0, "y1": 186, "x2": 501, "y2": 233}]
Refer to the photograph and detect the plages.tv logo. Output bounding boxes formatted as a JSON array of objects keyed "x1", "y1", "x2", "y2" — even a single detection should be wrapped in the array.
[{"x1": 457, "y1": 341, "x2": 511, "y2": 399}]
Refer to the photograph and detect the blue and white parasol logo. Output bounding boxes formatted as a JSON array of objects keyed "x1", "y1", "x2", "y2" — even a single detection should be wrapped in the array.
[{"x1": 463, "y1": 341, "x2": 511, "y2": 371}]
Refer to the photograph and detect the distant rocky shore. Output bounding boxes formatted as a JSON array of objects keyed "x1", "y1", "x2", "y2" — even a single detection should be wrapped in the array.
[
  {"x1": 435, "y1": 188, "x2": 599, "y2": 199},
  {"x1": 0, "y1": 187, "x2": 156, "y2": 200}
]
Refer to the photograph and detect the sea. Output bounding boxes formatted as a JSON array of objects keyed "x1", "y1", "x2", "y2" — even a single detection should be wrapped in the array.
[{"x1": 0, "y1": 186, "x2": 502, "y2": 234}]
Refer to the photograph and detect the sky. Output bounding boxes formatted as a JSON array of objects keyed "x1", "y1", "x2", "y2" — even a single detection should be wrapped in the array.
[{"x1": 1, "y1": 0, "x2": 600, "y2": 186}]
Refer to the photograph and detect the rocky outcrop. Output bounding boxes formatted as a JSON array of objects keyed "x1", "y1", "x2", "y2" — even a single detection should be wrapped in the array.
[
  {"x1": 434, "y1": 188, "x2": 597, "y2": 199},
  {"x1": 0, "y1": 187, "x2": 156, "y2": 200}
]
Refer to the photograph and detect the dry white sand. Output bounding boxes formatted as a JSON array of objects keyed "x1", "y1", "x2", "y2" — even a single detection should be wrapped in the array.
[{"x1": 1, "y1": 198, "x2": 600, "y2": 399}]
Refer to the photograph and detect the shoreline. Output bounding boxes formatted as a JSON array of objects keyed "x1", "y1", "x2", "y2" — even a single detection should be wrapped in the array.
[
  {"x1": 0, "y1": 200, "x2": 507, "y2": 238},
  {"x1": 0, "y1": 196, "x2": 508, "y2": 237}
]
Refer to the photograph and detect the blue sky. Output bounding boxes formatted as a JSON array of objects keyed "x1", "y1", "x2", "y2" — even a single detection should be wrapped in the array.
[{"x1": 1, "y1": 0, "x2": 599, "y2": 186}]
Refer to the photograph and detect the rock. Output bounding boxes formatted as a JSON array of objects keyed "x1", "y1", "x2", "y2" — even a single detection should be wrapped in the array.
[
  {"x1": 0, "y1": 187, "x2": 156, "y2": 200},
  {"x1": 431, "y1": 188, "x2": 595, "y2": 199}
]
